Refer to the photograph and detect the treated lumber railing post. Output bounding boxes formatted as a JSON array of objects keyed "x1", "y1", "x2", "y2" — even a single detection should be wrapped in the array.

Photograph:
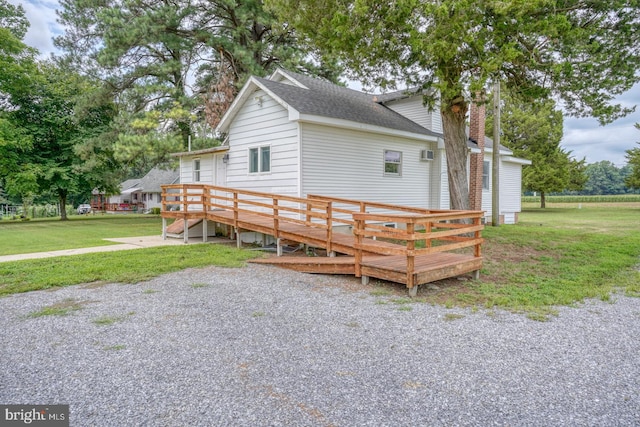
[
  {"x1": 233, "y1": 190, "x2": 240, "y2": 248},
  {"x1": 406, "y1": 221, "x2": 416, "y2": 294},
  {"x1": 326, "y1": 201, "x2": 334, "y2": 256},
  {"x1": 354, "y1": 217, "x2": 363, "y2": 280},
  {"x1": 181, "y1": 185, "x2": 188, "y2": 214},
  {"x1": 473, "y1": 215, "x2": 482, "y2": 258}
]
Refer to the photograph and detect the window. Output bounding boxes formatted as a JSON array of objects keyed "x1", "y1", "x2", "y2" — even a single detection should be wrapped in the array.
[
  {"x1": 384, "y1": 150, "x2": 402, "y2": 175},
  {"x1": 249, "y1": 146, "x2": 271, "y2": 173},
  {"x1": 482, "y1": 160, "x2": 490, "y2": 190},
  {"x1": 193, "y1": 159, "x2": 201, "y2": 182}
]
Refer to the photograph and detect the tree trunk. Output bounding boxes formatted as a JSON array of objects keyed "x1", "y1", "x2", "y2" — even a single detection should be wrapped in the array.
[
  {"x1": 59, "y1": 192, "x2": 68, "y2": 221},
  {"x1": 441, "y1": 99, "x2": 471, "y2": 211},
  {"x1": 540, "y1": 191, "x2": 546, "y2": 209}
]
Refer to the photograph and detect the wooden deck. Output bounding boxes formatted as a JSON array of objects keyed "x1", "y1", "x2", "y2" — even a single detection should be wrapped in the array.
[{"x1": 161, "y1": 184, "x2": 484, "y2": 296}]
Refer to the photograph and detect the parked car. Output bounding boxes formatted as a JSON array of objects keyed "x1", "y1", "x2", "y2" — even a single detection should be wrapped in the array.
[{"x1": 77, "y1": 204, "x2": 92, "y2": 215}]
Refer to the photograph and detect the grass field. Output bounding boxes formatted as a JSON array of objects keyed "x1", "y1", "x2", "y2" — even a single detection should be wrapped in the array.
[
  {"x1": 1, "y1": 207, "x2": 638, "y2": 319},
  {"x1": 417, "y1": 205, "x2": 640, "y2": 319},
  {"x1": 0, "y1": 215, "x2": 163, "y2": 256}
]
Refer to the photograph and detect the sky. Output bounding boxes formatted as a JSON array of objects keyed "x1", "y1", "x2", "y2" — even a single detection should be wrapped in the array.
[{"x1": 12, "y1": 0, "x2": 640, "y2": 167}]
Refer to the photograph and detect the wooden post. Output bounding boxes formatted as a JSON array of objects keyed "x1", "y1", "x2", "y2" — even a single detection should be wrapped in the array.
[
  {"x1": 182, "y1": 185, "x2": 188, "y2": 214},
  {"x1": 277, "y1": 238, "x2": 283, "y2": 257},
  {"x1": 354, "y1": 217, "x2": 363, "y2": 278},
  {"x1": 273, "y1": 199, "x2": 279, "y2": 240},
  {"x1": 326, "y1": 201, "x2": 333, "y2": 256},
  {"x1": 474, "y1": 215, "x2": 482, "y2": 258},
  {"x1": 202, "y1": 220, "x2": 208, "y2": 243},
  {"x1": 183, "y1": 217, "x2": 189, "y2": 244},
  {"x1": 162, "y1": 217, "x2": 167, "y2": 240},
  {"x1": 406, "y1": 221, "x2": 415, "y2": 293}
]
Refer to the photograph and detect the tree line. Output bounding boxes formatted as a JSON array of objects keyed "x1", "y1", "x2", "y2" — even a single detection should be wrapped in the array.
[{"x1": 1, "y1": 0, "x2": 639, "y2": 218}]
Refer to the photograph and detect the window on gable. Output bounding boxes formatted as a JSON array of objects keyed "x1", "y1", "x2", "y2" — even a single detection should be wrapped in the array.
[
  {"x1": 482, "y1": 160, "x2": 490, "y2": 190},
  {"x1": 384, "y1": 150, "x2": 402, "y2": 176},
  {"x1": 193, "y1": 158, "x2": 201, "y2": 182},
  {"x1": 249, "y1": 146, "x2": 271, "y2": 173}
]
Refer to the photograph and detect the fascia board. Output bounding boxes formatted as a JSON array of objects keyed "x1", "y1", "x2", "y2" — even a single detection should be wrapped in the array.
[{"x1": 503, "y1": 156, "x2": 532, "y2": 165}]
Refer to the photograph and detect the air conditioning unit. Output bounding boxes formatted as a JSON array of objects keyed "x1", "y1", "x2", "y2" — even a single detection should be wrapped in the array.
[{"x1": 420, "y1": 149, "x2": 434, "y2": 161}]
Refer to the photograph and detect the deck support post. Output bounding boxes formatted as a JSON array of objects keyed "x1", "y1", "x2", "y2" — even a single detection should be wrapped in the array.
[
  {"x1": 183, "y1": 218, "x2": 189, "y2": 244},
  {"x1": 361, "y1": 275, "x2": 370, "y2": 285},
  {"x1": 277, "y1": 238, "x2": 283, "y2": 257},
  {"x1": 328, "y1": 251, "x2": 336, "y2": 257},
  {"x1": 235, "y1": 228, "x2": 241, "y2": 248},
  {"x1": 162, "y1": 217, "x2": 167, "y2": 240},
  {"x1": 408, "y1": 285, "x2": 418, "y2": 298},
  {"x1": 202, "y1": 220, "x2": 208, "y2": 243},
  {"x1": 472, "y1": 270, "x2": 480, "y2": 280}
]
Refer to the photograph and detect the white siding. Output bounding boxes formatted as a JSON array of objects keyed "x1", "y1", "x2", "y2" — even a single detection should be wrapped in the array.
[
  {"x1": 179, "y1": 153, "x2": 216, "y2": 184},
  {"x1": 481, "y1": 159, "x2": 493, "y2": 218},
  {"x1": 480, "y1": 154, "x2": 524, "y2": 222},
  {"x1": 500, "y1": 160, "x2": 523, "y2": 216},
  {"x1": 385, "y1": 96, "x2": 432, "y2": 129},
  {"x1": 436, "y1": 151, "x2": 450, "y2": 209},
  {"x1": 225, "y1": 89, "x2": 300, "y2": 196},
  {"x1": 384, "y1": 95, "x2": 443, "y2": 134},
  {"x1": 300, "y1": 123, "x2": 433, "y2": 209}
]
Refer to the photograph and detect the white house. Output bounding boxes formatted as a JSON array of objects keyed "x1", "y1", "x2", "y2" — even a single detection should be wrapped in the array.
[
  {"x1": 172, "y1": 69, "x2": 530, "y2": 224},
  {"x1": 105, "y1": 166, "x2": 179, "y2": 212}
]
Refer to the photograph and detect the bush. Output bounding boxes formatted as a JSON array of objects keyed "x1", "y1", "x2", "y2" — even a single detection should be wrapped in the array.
[{"x1": 150, "y1": 207, "x2": 161, "y2": 215}]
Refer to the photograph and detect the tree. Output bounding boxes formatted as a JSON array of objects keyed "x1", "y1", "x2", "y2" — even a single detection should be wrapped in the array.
[
  {"x1": 56, "y1": 0, "x2": 342, "y2": 172},
  {"x1": 268, "y1": 0, "x2": 640, "y2": 210},
  {"x1": 583, "y1": 161, "x2": 630, "y2": 195},
  {"x1": 486, "y1": 88, "x2": 586, "y2": 207},
  {"x1": 625, "y1": 124, "x2": 640, "y2": 190},
  {"x1": 4, "y1": 61, "x2": 116, "y2": 220}
]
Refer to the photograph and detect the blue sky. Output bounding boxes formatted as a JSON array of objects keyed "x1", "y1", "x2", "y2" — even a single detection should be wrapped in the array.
[{"x1": 13, "y1": 0, "x2": 640, "y2": 167}]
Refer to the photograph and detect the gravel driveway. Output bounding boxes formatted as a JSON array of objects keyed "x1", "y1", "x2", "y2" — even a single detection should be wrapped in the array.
[{"x1": 1, "y1": 264, "x2": 639, "y2": 426}]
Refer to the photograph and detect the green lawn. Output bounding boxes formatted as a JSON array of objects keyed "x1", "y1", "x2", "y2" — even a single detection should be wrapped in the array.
[
  {"x1": 1, "y1": 207, "x2": 639, "y2": 320},
  {"x1": 0, "y1": 216, "x2": 163, "y2": 256},
  {"x1": 439, "y1": 206, "x2": 640, "y2": 319}
]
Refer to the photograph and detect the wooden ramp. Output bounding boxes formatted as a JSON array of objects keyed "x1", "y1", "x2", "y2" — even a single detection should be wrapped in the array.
[
  {"x1": 161, "y1": 184, "x2": 485, "y2": 296},
  {"x1": 250, "y1": 256, "x2": 357, "y2": 275},
  {"x1": 250, "y1": 253, "x2": 482, "y2": 288}
]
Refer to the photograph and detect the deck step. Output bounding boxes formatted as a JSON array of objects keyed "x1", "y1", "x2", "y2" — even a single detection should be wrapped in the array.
[{"x1": 249, "y1": 256, "x2": 357, "y2": 274}]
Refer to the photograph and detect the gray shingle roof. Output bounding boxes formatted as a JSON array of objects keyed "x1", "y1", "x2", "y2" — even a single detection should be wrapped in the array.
[
  {"x1": 255, "y1": 71, "x2": 440, "y2": 138},
  {"x1": 119, "y1": 167, "x2": 179, "y2": 193}
]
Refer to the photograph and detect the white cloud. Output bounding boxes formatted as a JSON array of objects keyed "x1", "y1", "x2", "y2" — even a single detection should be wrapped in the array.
[
  {"x1": 8, "y1": 0, "x2": 62, "y2": 57},
  {"x1": 562, "y1": 82, "x2": 640, "y2": 166}
]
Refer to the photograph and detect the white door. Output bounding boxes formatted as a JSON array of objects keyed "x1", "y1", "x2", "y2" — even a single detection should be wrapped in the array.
[{"x1": 214, "y1": 154, "x2": 227, "y2": 187}]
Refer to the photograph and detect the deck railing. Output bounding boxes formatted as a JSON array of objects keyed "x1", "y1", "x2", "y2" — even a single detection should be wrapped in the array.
[
  {"x1": 161, "y1": 184, "x2": 333, "y2": 251},
  {"x1": 352, "y1": 211, "x2": 484, "y2": 289},
  {"x1": 306, "y1": 194, "x2": 454, "y2": 228}
]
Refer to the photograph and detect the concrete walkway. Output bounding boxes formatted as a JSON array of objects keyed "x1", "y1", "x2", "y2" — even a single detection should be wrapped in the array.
[{"x1": 0, "y1": 236, "x2": 214, "y2": 263}]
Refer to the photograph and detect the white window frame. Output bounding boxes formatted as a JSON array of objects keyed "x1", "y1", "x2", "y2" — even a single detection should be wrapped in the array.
[
  {"x1": 193, "y1": 158, "x2": 201, "y2": 182},
  {"x1": 249, "y1": 145, "x2": 271, "y2": 174},
  {"x1": 482, "y1": 160, "x2": 490, "y2": 190},
  {"x1": 384, "y1": 149, "x2": 402, "y2": 176}
]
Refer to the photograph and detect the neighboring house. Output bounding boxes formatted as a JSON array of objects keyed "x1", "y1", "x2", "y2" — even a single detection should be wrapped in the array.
[
  {"x1": 103, "y1": 166, "x2": 179, "y2": 213},
  {"x1": 172, "y1": 69, "x2": 530, "y2": 224}
]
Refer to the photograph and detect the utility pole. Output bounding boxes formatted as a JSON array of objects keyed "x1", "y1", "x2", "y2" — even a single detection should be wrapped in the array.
[{"x1": 492, "y1": 81, "x2": 501, "y2": 226}]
